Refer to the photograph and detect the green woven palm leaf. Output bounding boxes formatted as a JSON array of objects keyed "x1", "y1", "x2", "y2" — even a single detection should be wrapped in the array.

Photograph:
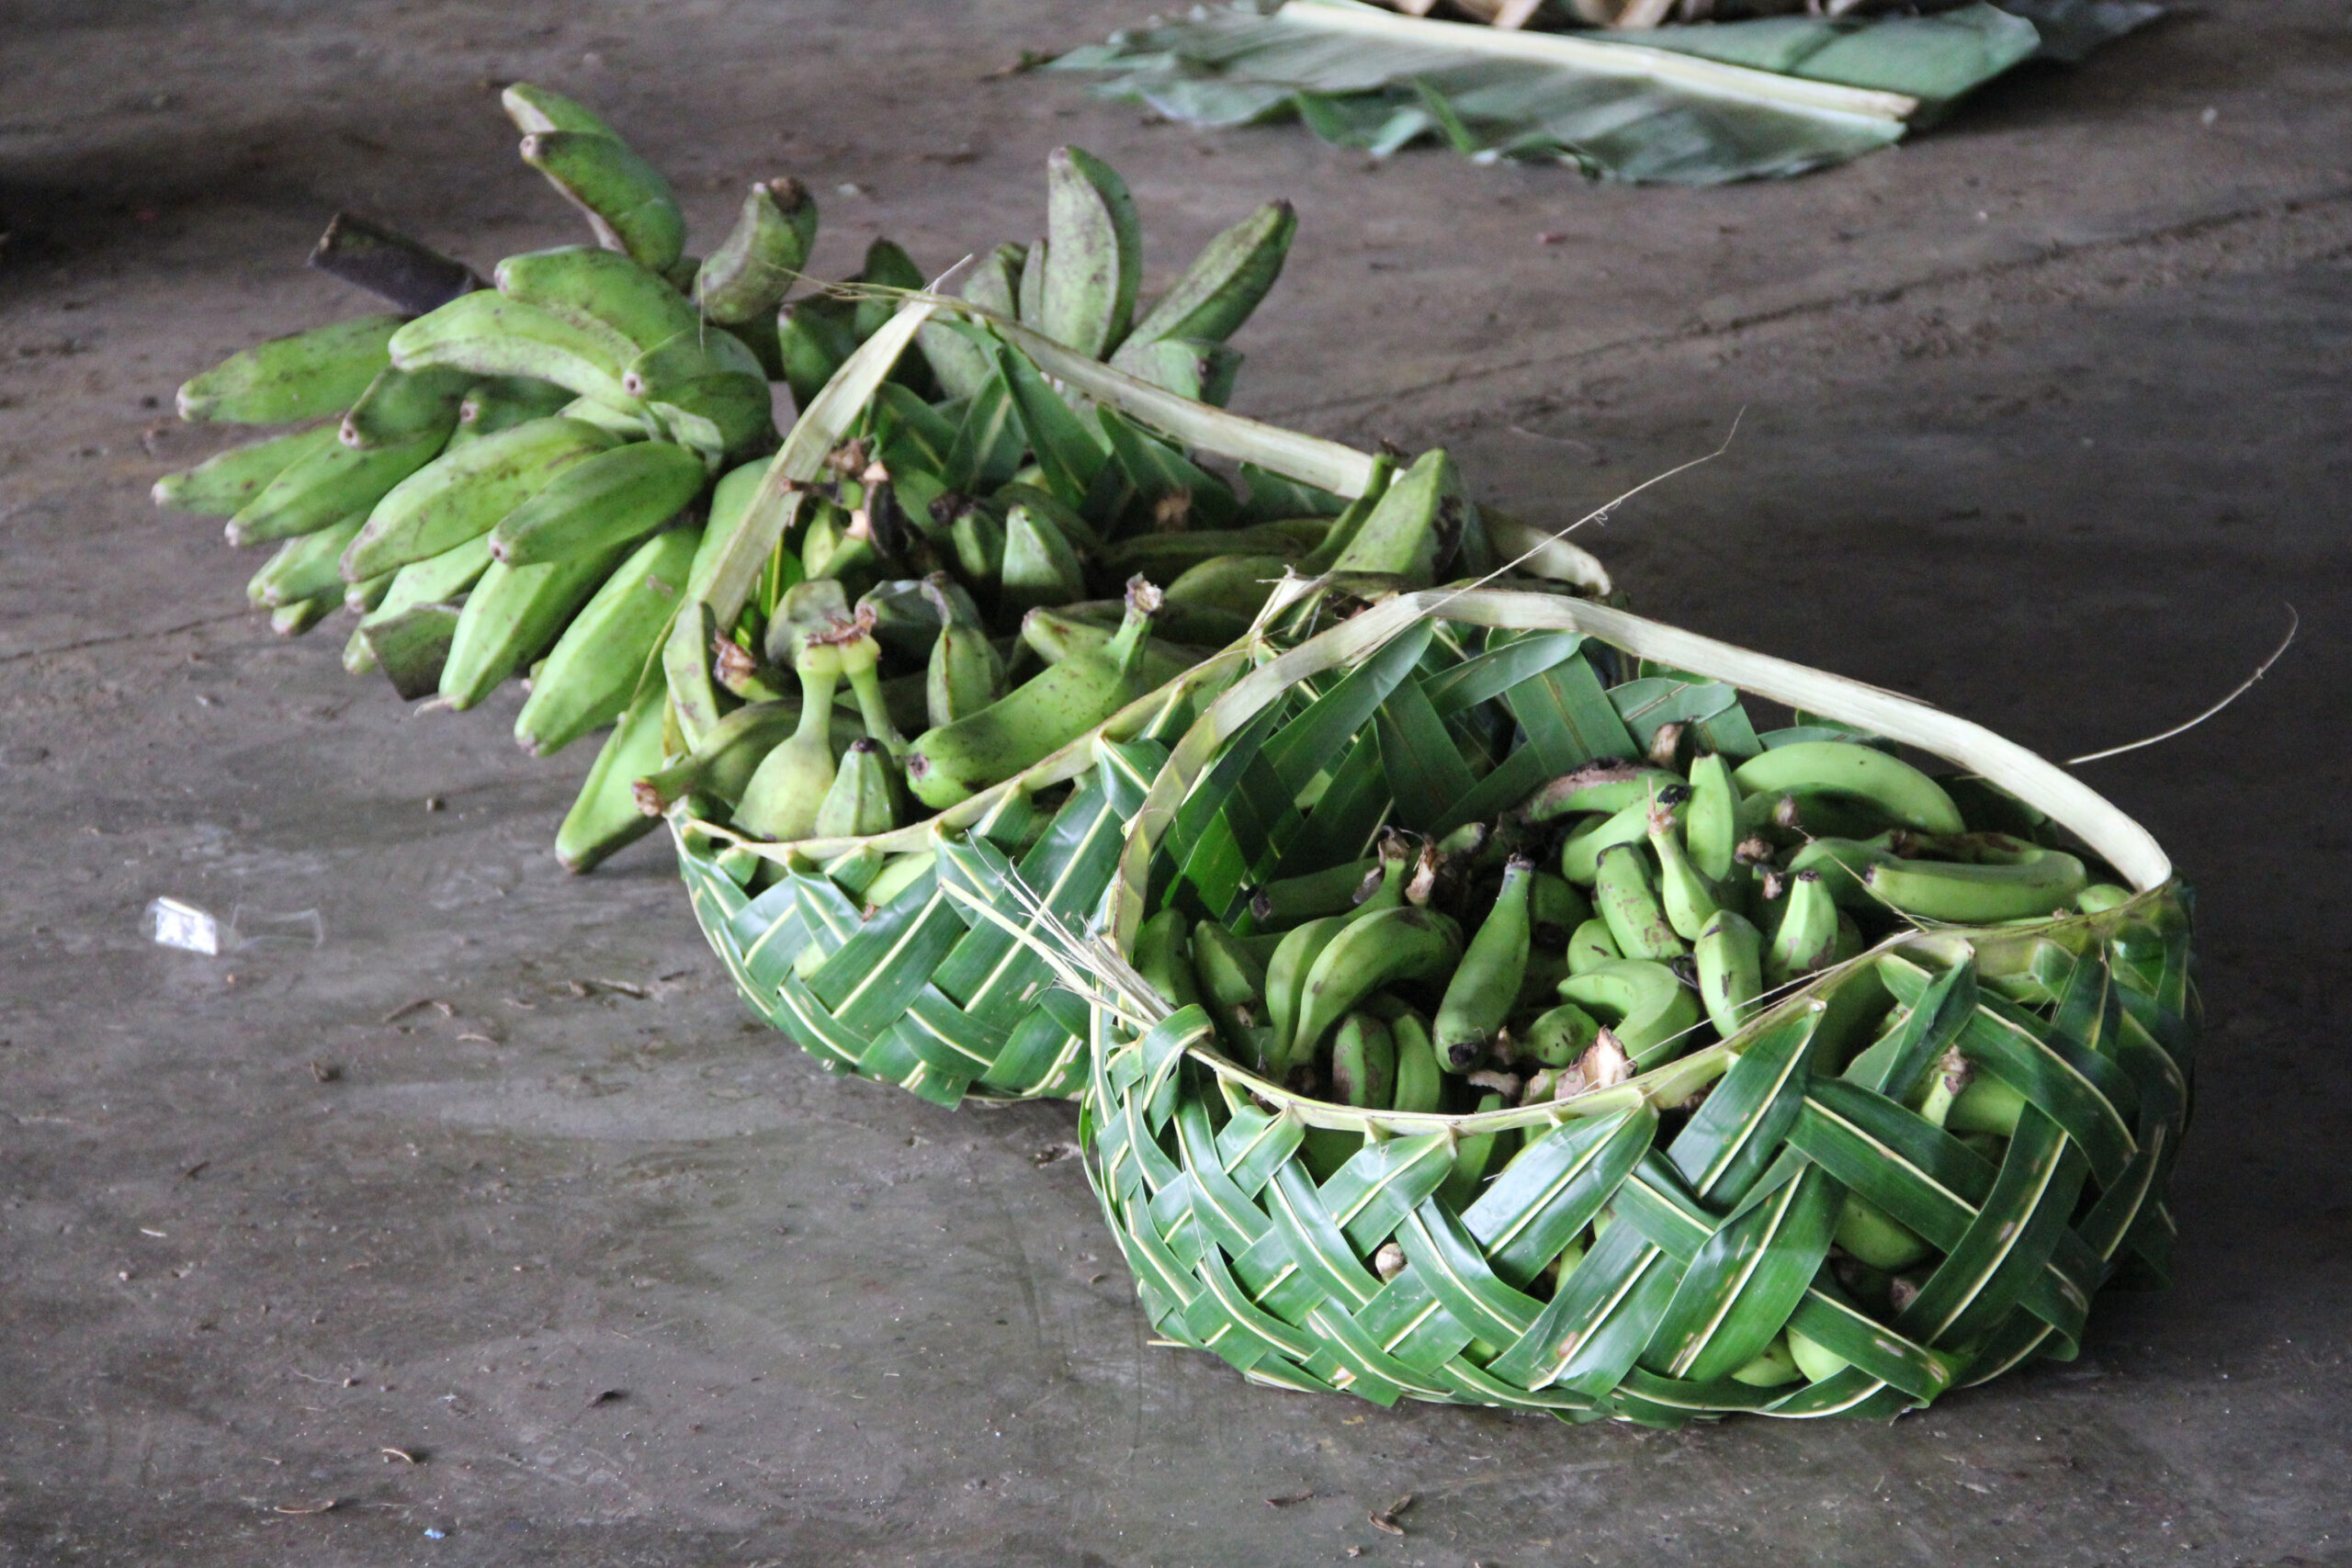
[
  {"x1": 1051, "y1": 0, "x2": 2159, "y2": 183},
  {"x1": 1076, "y1": 584, "x2": 2193, "y2": 1420}
]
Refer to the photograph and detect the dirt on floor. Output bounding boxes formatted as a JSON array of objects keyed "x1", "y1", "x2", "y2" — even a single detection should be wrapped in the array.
[{"x1": 3, "y1": 3, "x2": 2349, "y2": 1565}]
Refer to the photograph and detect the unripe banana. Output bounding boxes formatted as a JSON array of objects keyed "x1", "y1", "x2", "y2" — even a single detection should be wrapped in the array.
[
  {"x1": 633, "y1": 700, "x2": 799, "y2": 816},
  {"x1": 389, "y1": 291, "x2": 641, "y2": 411},
  {"x1": 1763, "y1": 869, "x2": 1840, "y2": 987},
  {"x1": 1521, "y1": 1002, "x2": 1601, "y2": 1067},
  {"x1": 644, "y1": 371, "x2": 776, "y2": 466},
  {"x1": 917, "y1": 242, "x2": 1026, "y2": 401},
  {"x1": 1295, "y1": 451, "x2": 1394, "y2": 574},
  {"x1": 490, "y1": 438, "x2": 707, "y2": 567},
  {"x1": 1566, "y1": 917, "x2": 1621, "y2": 976},
  {"x1": 926, "y1": 579, "x2": 1004, "y2": 727},
  {"x1": 1521, "y1": 761, "x2": 1681, "y2": 822},
  {"x1": 440, "y1": 542, "x2": 629, "y2": 709},
  {"x1": 268, "y1": 590, "x2": 341, "y2": 637},
  {"x1": 501, "y1": 82, "x2": 617, "y2": 138},
  {"x1": 1038, "y1": 146, "x2": 1142, "y2": 357},
  {"x1": 834, "y1": 626, "x2": 910, "y2": 759},
  {"x1": 176, "y1": 313, "x2": 402, "y2": 423},
  {"x1": 1123, "y1": 337, "x2": 1242, "y2": 407},
  {"x1": 1101, "y1": 525, "x2": 1307, "y2": 578},
  {"x1": 225, "y1": 429, "x2": 443, "y2": 547},
  {"x1": 775, "y1": 296, "x2": 858, "y2": 411},
  {"x1": 1529, "y1": 870, "x2": 1591, "y2": 938},
  {"x1": 1113, "y1": 197, "x2": 1296, "y2": 356},
  {"x1": 554, "y1": 393, "x2": 659, "y2": 443},
  {"x1": 948, "y1": 501, "x2": 1006, "y2": 587},
  {"x1": 555, "y1": 682, "x2": 666, "y2": 874},
  {"x1": 514, "y1": 525, "x2": 698, "y2": 756},
  {"x1": 520, "y1": 130, "x2": 685, "y2": 275},
  {"x1": 695, "y1": 178, "x2": 818, "y2": 325},
  {"x1": 903, "y1": 578, "x2": 1162, "y2": 808},
  {"x1": 1594, "y1": 841, "x2": 1687, "y2": 961},
  {"x1": 863, "y1": 850, "x2": 936, "y2": 910},
  {"x1": 1191, "y1": 919, "x2": 1273, "y2": 1071},
  {"x1": 359, "y1": 531, "x2": 493, "y2": 630},
  {"x1": 1291, "y1": 907, "x2": 1464, "y2": 1069},
  {"x1": 621, "y1": 325, "x2": 768, "y2": 400},
  {"x1": 1132, "y1": 908, "x2": 1204, "y2": 1016},
  {"x1": 494, "y1": 244, "x2": 698, "y2": 357},
  {"x1": 1329, "y1": 1012, "x2": 1397, "y2": 1110},
  {"x1": 1732, "y1": 741, "x2": 1964, "y2": 836},
  {"x1": 345, "y1": 567, "x2": 396, "y2": 615},
  {"x1": 1864, "y1": 845, "x2": 2088, "y2": 923},
  {"x1": 358, "y1": 602, "x2": 461, "y2": 698},
  {"x1": 1693, "y1": 909, "x2": 1764, "y2": 1039},
  {"x1": 1560, "y1": 784, "x2": 1689, "y2": 884},
  {"x1": 340, "y1": 364, "x2": 473, "y2": 449},
  {"x1": 1019, "y1": 607, "x2": 1199, "y2": 691},
  {"x1": 1263, "y1": 916, "x2": 1347, "y2": 1086},
  {"x1": 247, "y1": 512, "x2": 367, "y2": 607},
  {"x1": 153, "y1": 423, "x2": 339, "y2": 515},
  {"x1": 686, "y1": 457, "x2": 772, "y2": 603},
  {"x1": 999, "y1": 501, "x2": 1087, "y2": 617},
  {"x1": 1646, "y1": 808, "x2": 1721, "y2": 942},
  {"x1": 1684, "y1": 751, "x2": 1742, "y2": 882},
  {"x1": 1162, "y1": 552, "x2": 1294, "y2": 622},
  {"x1": 813, "y1": 738, "x2": 902, "y2": 840},
  {"x1": 849, "y1": 238, "x2": 926, "y2": 344},
  {"x1": 342, "y1": 416, "x2": 618, "y2": 580},
  {"x1": 731, "y1": 638, "x2": 841, "y2": 841},
  {"x1": 1325, "y1": 446, "x2": 1467, "y2": 585},
  {"x1": 1436, "y1": 1091, "x2": 1509, "y2": 1213},
  {"x1": 1833, "y1": 1194, "x2": 1932, "y2": 1269},
  {"x1": 1555, "y1": 959, "x2": 1702, "y2": 1068},
  {"x1": 1433, "y1": 856, "x2": 1533, "y2": 1070},
  {"x1": 2075, "y1": 883, "x2": 2132, "y2": 915},
  {"x1": 1729, "y1": 1335, "x2": 1804, "y2": 1389},
  {"x1": 1787, "y1": 1324, "x2": 1852, "y2": 1384},
  {"x1": 1249, "y1": 857, "x2": 1380, "y2": 928},
  {"x1": 1388, "y1": 1009, "x2": 1445, "y2": 1113}
]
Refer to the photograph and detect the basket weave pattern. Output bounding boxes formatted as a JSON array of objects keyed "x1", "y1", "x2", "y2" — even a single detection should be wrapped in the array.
[{"x1": 1079, "y1": 592, "x2": 2195, "y2": 1421}]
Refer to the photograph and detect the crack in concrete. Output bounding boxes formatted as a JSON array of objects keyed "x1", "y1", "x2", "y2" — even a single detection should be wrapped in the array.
[{"x1": 0, "y1": 610, "x2": 252, "y2": 664}]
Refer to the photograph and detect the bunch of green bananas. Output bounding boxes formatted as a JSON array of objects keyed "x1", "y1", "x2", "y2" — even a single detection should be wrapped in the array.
[
  {"x1": 151, "y1": 82, "x2": 1321, "y2": 872},
  {"x1": 1134, "y1": 716, "x2": 2128, "y2": 1190}
]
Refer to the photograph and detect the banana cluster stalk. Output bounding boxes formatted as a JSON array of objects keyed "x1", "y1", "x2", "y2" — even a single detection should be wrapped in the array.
[
  {"x1": 1155, "y1": 728, "x2": 2118, "y2": 1190},
  {"x1": 151, "y1": 81, "x2": 1322, "y2": 873}
]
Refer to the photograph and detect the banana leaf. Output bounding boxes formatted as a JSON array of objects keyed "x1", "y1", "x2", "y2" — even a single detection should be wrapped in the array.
[{"x1": 1051, "y1": 0, "x2": 2160, "y2": 183}]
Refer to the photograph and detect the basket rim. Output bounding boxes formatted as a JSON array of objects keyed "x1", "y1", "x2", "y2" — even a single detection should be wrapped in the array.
[{"x1": 1091, "y1": 580, "x2": 2187, "y2": 1138}]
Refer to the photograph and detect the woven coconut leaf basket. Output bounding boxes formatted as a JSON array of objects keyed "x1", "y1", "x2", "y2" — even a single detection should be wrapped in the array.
[
  {"x1": 1073, "y1": 581, "x2": 2194, "y2": 1423},
  {"x1": 671, "y1": 294, "x2": 1612, "y2": 1105}
]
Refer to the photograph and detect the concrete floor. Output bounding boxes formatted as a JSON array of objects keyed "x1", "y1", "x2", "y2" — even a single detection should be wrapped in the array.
[{"x1": 4, "y1": 2, "x2": 2349, "y2": 1563}]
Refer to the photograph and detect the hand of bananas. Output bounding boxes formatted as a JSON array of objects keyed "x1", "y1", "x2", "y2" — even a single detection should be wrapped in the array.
[
  {"x1": 152, "y1": 83, "x2": 1331, "y2": 872},
  {"x1": 1145, "y1": 719, "x2": 2132, "y2": 1155}
]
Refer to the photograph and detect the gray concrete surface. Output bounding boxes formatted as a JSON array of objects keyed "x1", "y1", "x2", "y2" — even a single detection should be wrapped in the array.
[{"x1": 4, "y1": 3, "x2": 2349, "y2": 1563}]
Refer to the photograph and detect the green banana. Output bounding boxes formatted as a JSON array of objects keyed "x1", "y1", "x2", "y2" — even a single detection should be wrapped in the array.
[
  {"x1": 359, "y1": 531, "x2": 493, "y2": 627},
  {"x1": 695, "y1": 178, "x2": 818, "y2": 324},
  {"x1": 999, "y1": 501, "x2": 1087, "y2": 617},
  {"x1": 344, "y1": 567, "x2": 395, "y2": 615},
  {"x1": 1134, "y1": 909, "x2": 1205, "y2": 1016},
  {"x1": 342, "y1": 416, "x2": 617, "y2": 580},
  {"x1": 662, "y1": 599, "x2": 731, "y2": 752},
  {"x1": 520, "y1": 130, "x2": 685, "y2": 275},
  {"x1": 1787, "y1": 1324, "x2": 1851, "y2": 1384},
  {"x1": 389, "y1": 291, "x2": 641, "y2": 411},
  {"x1": 1019, "y1": 607, "x2": 1200, "y2": 691},
  {"x1": 732, "y1": 637, "x2": 841, "y2": 840},
  {"x1": 1327, "y1": 447, "x2": 1468, "y2": 583},
  {"x1": 647, "y1": 372, "x2": 775, "y2": 466},
  {"x1": 1037, "y1": 146, "x2": 1141, "y2": 357},
  {"x1": 1693, "y1": 910, "x2": 1764, "y2": 1039},
  {"x1": 1389, "y1": 1010, "x2": 1445, "y2": 1113},
  {"x1": 1566, "y1": 917, "x2": 1621, "y2": 976},
  {"x1": 622, "y1": 325, "x2": 768, "y2": 400},
  {"x1": 1594, "y1": 841, "x2": 1687, "y2": 961},
  {"x1": 926, "y1": 578, "x2": 1004, "y2": 727},
  {"x1": 1017, "y1": 235, "x2": 1049, "y2": 328},
  {"x1": 903, "y1": 578, "x2": 1161, "y2": 809},
  {"x1": 813, "y1": 738, "x2": 902, "y2": 840},
  {"x1": 1291, "y1": 907, "x2": 1464, "y2": 1069},
  {"x1": 1530, "y1": 870, "x2": 1592, "y2": 939},
  {"x1": 775, "y1": 296, "x2": 858, "y2": 411},
  {"x1": 176, "y1": 313, "x2": 401, "y2": 423},
  {"x1": 555, "y1": 682, "x2": 666, "y2": 873},
  {"x1": 1834, "y1": 1195, "x2": 1931, "y2": 1270},
  {"x1": 494, "y1": 244, "x2": 698, "y2": 355},
  {"x1": 453, "y1": 379, "x2": 588, "y2": 445},
  {"x1": 1555, "y1": 959, "x2": 1702, "y2": 1069},
  {"x1": 1732, "y1": 741, "x2": 1965, "y2": 836},
  {"x1": 1294, "y1": 453, "x2": 1394, "y2": 574},
  {"x1": 501, "y1": 83, "x2": 617, "y2": 138},
  {"x1": 440, "y1": 543, "x2": 628, "y2": 709},
  {"x1": 633, "y1": 700, "x2": 800, "y2": 816},
  {"x1": 1101, "y1": 525, "x2": 1307, "y2": 577},
  {"x1": 1163, "y1": 553, "x2": 1294, "y2": 622},
  {"x1": 1521, "y1": 761, "x2": 1680, "y2": 822},
  {"x1": 919, "y1": 242, "x2": 1026, "y2": 401},
  {"x1": 686, "y1": 457, "x2": 771, "y2": 603},
  {"x1": 489, "y1": 438, "x2": 707, "y2": 566},
  {"x1": 247, "y1": 512, "x2": 366, "y2": 607},
  {"x1": 1263, "y1": 913, "x2": 1349, "y2": 1084},
  {"x1": 268, "y1": 590, "x2": 340, "y2": 637},
  {"x1": 1436, "y1": 1092, "x2": 1510, "y2": 1213},
  {"x1": 863, "y1": 850, "x2": 936, "y2": 910},
  {"x1": 1329, "y1": 1012, "x2": 1396, "y2": 1110},
  {"x1": 1869, "y1": 847, "x2": 2087, "y2": 923},
  {"x1": 1684, "y1": 751, "x2": 1742, "y2": 882},
  {"x1": 360, "y1": 602, "x2": 461, "y2": 697},
  {"x1": 834, "y1": 621, "x2": 910, "y2": 759},
  {"x1": 1433, "y1": 857, "x2": 1533, "y2": 1071},
  {"x1": 1647, "y1": 808, "x2": 1721, "y2": 942},
  {"x1": 1560, "y1": 784, "x2": 1689, "y2": 884},
  {"x1": 153, "y1": 423, "x2": 339, "y2": 515},
  {"x1": 1730, "y1": 1336, "x2": 1804, "y2": 1389},
  {"x1": 339, "y1": 364, "x2": 473, "y2": 449},
  {"x1": 1248, "y1": 858, "x2": 1379, "y2": 928},
  {"x1": 947, "y1": 500, "x2": 1005, "y2": 586},
  {"x1": 1521, "y1": 1003, "x2": 1601, "y2": 1067},
  {"x1": 1763, "y1": 869, "x2": 1840, "y2": 988},
  {"x1": 552, "y1": 393, "x2": 658, "y2": 442},
  {"x1": 850, "y1": 238, "x2": 926, "y2": 344},
  {"x1": 225, "y1": 429, "x2": 442, "y2": 547},
  {"x1": 514, "y1": 525, "x2": 698, "y2": 756},
  {"x1": 1123, "y1": 337, "x2": 1241, "y2": 407},
  {"x1": 2076, "y1": 883, "x2": 2133, "y2": 915},
  {"x1": 1113, "y1": 198, "x2": 1296, "y2": 358}
]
